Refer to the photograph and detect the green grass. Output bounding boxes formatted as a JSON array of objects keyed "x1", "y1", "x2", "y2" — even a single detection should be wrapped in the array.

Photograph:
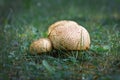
[{"x1": 1, "y1": 0, "x2": 120, "y2": 80}]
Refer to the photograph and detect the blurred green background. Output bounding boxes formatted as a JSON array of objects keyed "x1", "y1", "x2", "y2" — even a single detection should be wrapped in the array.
[
  {"x1": 0, "y1": 0, "x2": 120, "y2": 25},
  {"x1": 0, "y1": 0, "x2": 120, "y2": 80}
]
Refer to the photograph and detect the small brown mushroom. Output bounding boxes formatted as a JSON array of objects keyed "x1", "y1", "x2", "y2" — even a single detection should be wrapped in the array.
[
  {"x1": 30, "y1": 38, "x2": 52, "y2": 54},
  {"x1": 48, "y1": 20, "x2": 90, "y2": 50}
]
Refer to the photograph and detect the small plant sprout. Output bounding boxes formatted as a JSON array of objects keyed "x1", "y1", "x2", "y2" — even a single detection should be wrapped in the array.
[
  {"x1": 30, "y1": 38, "x2": 52, "y2": 54},
  {"x1": 48, "y1": 20, "x2": 90, "y2": 50}
]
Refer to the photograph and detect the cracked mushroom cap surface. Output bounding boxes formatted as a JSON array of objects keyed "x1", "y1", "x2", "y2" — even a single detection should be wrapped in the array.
[
  {"x1": 48, "y1": 20, "x2": 90, "y2": 50},
  {"x1": 30, "y1": 38, "x2": 52, "y2": 54}
]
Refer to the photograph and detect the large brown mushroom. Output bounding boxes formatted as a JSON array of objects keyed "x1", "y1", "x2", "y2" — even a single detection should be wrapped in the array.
[{"x1": 48, "y1": 20, "x2": 90, "y2": 50}]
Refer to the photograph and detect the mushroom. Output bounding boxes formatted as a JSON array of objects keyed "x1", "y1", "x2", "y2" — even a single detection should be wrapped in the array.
[
  {"x1": 30, "y1": 38, "x2": 52, "y2": 54},
  {"x1": 48, "y1": 20, "x2": 90, "y2": 50}
]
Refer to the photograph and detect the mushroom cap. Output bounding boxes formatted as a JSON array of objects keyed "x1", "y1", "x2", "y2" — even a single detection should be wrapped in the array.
[
  {"x1": 48, "y1": 20, "x2": 90, "y2": 50},
  {"x1": 30, "y1": 38, "x2": 52, "y2": 54}
]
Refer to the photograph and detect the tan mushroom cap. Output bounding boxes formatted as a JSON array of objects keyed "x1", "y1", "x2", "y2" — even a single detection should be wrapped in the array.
[
  {"x1": 48, "y1": 20, "x2": 90, "y2": 50},
  {"x1": 30, "y1": 38, "x2": 52, "y2": 54}
]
